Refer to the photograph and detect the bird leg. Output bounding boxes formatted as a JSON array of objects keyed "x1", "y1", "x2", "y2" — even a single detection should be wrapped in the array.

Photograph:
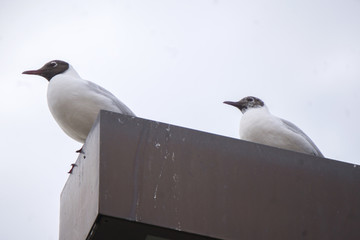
[
  {"x1": 76, "y1": 146, "x2": 86, "y2": 159},
  {"x1": 68, "y1": 163, "x2": 77, "y2": 174},
  {"x1": 76, "y1": 146, "x2": 84, "y2": 153}
]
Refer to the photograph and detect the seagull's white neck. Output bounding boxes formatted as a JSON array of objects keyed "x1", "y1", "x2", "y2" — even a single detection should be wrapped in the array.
[
  {"x1": 243, "y1": 105, "x2": 269, "y2": 115},
  {"x1": 62, "y1": 65, "x2": 81, "y2": 79},
  {"x1": 240, "y1": 105, "x2": 274, "y2": 141}
]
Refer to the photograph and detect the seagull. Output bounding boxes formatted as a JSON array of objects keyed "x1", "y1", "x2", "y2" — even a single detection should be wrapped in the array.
[
  {"x1": 23, "y1": 60, "x2": 136, "y2": 172},
  {"x1": 224, "y1": 96, "x2": 324, "y2": 157}
]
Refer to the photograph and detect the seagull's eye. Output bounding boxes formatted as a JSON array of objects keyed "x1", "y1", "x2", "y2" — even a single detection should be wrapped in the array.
[
  {"x1": 247, "y1": 97, "x2": 254, "y2": 102},
  {"x1": 49, "y1": 62, "x2": 58, "y2": 68}
]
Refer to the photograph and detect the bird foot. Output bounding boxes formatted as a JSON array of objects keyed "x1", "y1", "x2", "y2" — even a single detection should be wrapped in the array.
[{"x1": 68, "y1": 163, "x2": 77, "y2": 174}]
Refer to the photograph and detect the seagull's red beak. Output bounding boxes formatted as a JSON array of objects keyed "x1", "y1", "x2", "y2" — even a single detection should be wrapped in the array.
[{"x1": 22, "y1": 69, "x2": 43, "y2": 75}]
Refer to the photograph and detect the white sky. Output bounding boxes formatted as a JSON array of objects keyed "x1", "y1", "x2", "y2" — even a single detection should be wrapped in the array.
[{"x1": 0, "y1": 0, "x2": 359, "y2": 239}]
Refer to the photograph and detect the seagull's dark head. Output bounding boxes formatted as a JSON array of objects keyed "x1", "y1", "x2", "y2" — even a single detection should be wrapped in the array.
[
  {"x1": 224, "y1": 96, "x2": 265, "y2": 114},
  {"x1": 22, "y1": 60, "x2": 69, "y2": 81}
]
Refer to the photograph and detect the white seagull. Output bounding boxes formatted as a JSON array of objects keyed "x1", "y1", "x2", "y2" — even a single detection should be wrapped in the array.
[
  {"x1": 23, "y1": 60, "x2": 136, "y2": 172},
  {"x1": 224, "y1": 96, "x2": 324, "y2": 157}
]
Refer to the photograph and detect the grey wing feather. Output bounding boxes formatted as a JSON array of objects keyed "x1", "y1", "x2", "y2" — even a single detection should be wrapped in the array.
[
  {"x1": 86, "y1": 81, "x2": 136, "y2": 116},
  {"x1": 281, "y1": 119, "x2": 324, "y2": 157}
]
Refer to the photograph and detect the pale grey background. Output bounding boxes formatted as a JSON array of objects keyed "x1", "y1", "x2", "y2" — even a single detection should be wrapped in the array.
[{"x1": 0, "y1": 0, "x2": 359, "y2": 239}]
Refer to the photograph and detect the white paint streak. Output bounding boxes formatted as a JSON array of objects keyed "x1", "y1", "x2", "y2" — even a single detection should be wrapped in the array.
[
  {"x1": 135, "y1": 197, "x2": 140, "y2": 221},
  {"x1": 166, "y1": 125, "x2": 171, "y2": 132},
  {"x1": 172, "y1": 173, "x2": 178, "y2": 183},
  {"x1": 153, "y1": 184, "x2": 159, "y2": 200}
]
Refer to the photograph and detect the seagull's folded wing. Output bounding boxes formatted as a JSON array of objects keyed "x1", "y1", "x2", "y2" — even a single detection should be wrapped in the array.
[
  {"x1": 281, "y1": 118, "x2": 324, "y2": 157},
  {"x1": 85, "y1": 80, "x2": 136, "y2": 116}
]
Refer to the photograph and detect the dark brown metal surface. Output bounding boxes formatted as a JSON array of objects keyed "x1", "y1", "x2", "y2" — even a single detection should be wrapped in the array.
[
  {"x1": 59, "y1": 124, "x2": 100, "y2": 240},
  {"x1": 60, "y1": 110, "x2": 360, "y2": 240}
]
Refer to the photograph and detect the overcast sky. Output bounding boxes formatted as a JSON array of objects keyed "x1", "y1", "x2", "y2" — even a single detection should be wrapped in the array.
[{"x1": 1, "y1": 0, "x2": 359, "y2": 239}]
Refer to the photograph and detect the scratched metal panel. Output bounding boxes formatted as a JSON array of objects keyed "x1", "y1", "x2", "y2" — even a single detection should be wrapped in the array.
[
  {"x1": 59, "y1": 120, "x2": 100, "y2": 240},
  {"x1": 60, "y1": 110, "x2": 360, "y2": 240}
]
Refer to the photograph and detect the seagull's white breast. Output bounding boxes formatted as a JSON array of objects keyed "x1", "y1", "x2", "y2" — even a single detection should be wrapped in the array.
[
  {"x1": 240, "y1": 107, "x2": 317, "y2": 155},
  {"x1": 46, "y1": 67, "x2": 120, "y2": 143}
]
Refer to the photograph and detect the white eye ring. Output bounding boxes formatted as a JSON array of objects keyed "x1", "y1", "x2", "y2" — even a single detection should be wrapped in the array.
[{"x1": 50, "y1": 61, "x2": 58, "y2": 67}]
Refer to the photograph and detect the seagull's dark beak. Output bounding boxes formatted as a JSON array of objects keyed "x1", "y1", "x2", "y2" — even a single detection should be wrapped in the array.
[
  {"x1": 224, "y1": 100, "x2": 247, "y2": 113},
  {"x1": 223, "y1": 101, "x2": 240, "y2": 107},
  {"x1": 22, "y1": 69, "x2": 43, "y2": 75},
  {"x1": 22, "y1": 66, "x2": 51, "y2": 81}
]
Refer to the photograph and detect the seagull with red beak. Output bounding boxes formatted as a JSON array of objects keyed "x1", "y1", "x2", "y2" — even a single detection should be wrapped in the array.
[{"x1": 23, "y1": 60, "x2": 135, "y2": 172}]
